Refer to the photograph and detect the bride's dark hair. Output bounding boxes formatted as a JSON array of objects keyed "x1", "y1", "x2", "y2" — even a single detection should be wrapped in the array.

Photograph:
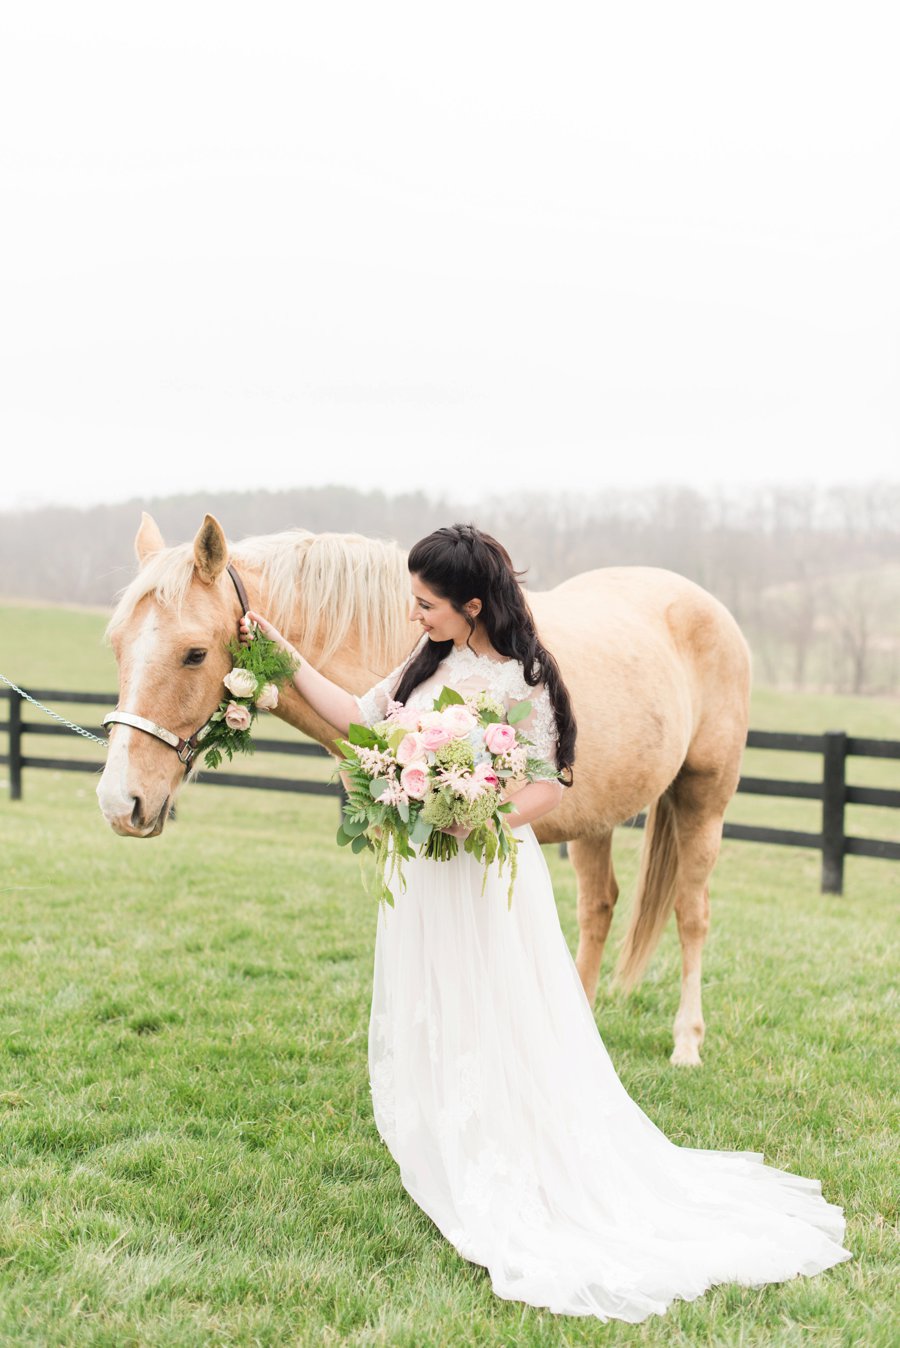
[{"x1": 394, "y1": 523, "x2": 576, "y2": 785}]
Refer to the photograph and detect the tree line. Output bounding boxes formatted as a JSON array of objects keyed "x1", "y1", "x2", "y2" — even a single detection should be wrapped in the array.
[{"x1": 1, "y1": 481, "x2": 898, "y2": 696}]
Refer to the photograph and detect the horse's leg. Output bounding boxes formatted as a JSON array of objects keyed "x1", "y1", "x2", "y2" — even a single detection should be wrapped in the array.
[
  {"x1": 668, "y1": 770, "x2": 730, "y2": 1066},
  {"x1": 570, "y1": 834, "x2": 619, "y2": 1006}
]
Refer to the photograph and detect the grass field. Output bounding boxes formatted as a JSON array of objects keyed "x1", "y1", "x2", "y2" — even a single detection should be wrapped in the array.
[{"x1": 0, "y1": 605, "x2": 898, "y2": 1345}]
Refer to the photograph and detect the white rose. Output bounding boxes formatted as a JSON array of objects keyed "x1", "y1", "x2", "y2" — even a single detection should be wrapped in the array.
[
  {"x1": 223, "y1": 667, "x2": 258, "y2": 698},
  {"x1": 441, "y1": 705, "x2": 477, "y2": 737},
  {"x1": 255, "y1": 682, "x2": 279, "y2": 710}
]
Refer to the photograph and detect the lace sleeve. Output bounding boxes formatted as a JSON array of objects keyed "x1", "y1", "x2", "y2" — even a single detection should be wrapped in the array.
[
  {"x1": 514, "y1": 683, "x2": 559, "y2": 774},
  {"x1": 354, "y1": 636, "x2": 425, "y2": 727}
]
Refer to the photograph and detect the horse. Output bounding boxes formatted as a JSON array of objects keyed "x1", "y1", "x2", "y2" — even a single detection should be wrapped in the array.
[{"x1": 98, "y1": 512, "x2": 752, "y2": 1067}]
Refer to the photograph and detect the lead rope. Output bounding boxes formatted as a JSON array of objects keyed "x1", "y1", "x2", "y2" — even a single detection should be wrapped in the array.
[{"x1": 0, "y1": 673, "x2": 109, "y2": 748}]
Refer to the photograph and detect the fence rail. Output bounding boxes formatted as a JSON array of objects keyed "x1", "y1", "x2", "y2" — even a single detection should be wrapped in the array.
[
  {"x1": 3, "y1": 687, "x2": 899, "y2": 895},
  {"x1": 0, "y1": 687, "x2": 345, "y2": 824}
]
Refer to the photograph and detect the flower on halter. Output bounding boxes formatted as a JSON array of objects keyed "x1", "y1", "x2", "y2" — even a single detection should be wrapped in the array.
[
  {"x1": 255, "y1": 682, "x2": 279, "y2": 710},
  {"x1": 199, "y1": 629, "x2": 299, "y2": 770},
  {"x1": 224, "y1": 702, "x2": 252, "y2": 731},
  {"x1": 224, "y1": 667, "x2": 258, "y2": 698}
]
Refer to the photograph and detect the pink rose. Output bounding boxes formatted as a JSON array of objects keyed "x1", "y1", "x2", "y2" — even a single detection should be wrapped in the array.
[
  {"x1": 421, "y1": 725, "x2": 453, "y2": 752},
  {"x1": 255, "y1": 682, "x2": 279, "y2": 711},
  {"x1": 473, "y1": 761, "x2": 500, "y2": 788},
  {"x1": 441, "y1": 705, "x2": 477, "y2": 737},
  {"x1": 396, "y1": 732, "x2": 424, "y2": 765},
  {"x1": 399, "y1": 763, "x2": 428, "y2": 799},
  {"x1": 483, "y1": 722, "x2": 516, "y2": 754},
  {"x1": 224, "y1": 701, "x2": 252, "y2": 731},
  {"x1": 418, "y1": 711, "x2": 445, "y2": 730}
]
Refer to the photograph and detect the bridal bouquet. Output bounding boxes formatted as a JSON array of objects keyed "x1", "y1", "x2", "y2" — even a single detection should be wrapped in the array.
[{"x1": 334, "y1": 686, "x2": 559, "y2": 908}]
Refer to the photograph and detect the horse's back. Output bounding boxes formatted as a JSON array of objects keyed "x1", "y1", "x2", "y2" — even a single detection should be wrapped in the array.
[
  {"x1": 531, "y1": 565, "x2": 749, "y2": 668},
  {"x1": 528, "y1": 564, "x2": 750, "y2": 806}
]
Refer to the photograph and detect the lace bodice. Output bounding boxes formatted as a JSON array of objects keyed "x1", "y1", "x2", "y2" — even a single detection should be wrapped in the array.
[{"x1": 355, "y1": 637, "x2": 559, "y2": 768}]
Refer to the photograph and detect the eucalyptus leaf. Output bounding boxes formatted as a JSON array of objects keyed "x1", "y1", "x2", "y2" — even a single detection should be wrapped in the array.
[
  {"x1": 410, "y1": 814, "x2": 433, "y2": 845},
  {"x1": 507, "y1": 700, "x2": 532, "y2": 724},
  {"x1": 342, "y1": 816, "x2": 369, "y2": 837}
]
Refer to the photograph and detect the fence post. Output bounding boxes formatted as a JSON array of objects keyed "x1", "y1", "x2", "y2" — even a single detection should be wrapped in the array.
[
  {"x1": 9, "y1": 691, "x2": 23, "y2": 801},
  {"x1": 821, "y1": 730, "x2": 846, "y2": 894}
]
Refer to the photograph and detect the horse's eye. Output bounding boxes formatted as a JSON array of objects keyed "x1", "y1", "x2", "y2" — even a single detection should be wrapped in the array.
[{"x1": 183, "y1": 649, "x2": 207, "y2": 666}]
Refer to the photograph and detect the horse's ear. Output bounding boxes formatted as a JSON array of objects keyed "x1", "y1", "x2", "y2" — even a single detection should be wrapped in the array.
[
  {"x1": 193, "y1": 514, "x2": 229, "y2": 584},
  {"x1": 135, "y1": 512, "x2": 165, "y2": 566}
]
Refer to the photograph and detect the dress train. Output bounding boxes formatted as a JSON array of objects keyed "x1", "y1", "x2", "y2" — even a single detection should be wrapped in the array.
[{"x1": 368, "y1": 825, "x2": 852, "y2": 1323}]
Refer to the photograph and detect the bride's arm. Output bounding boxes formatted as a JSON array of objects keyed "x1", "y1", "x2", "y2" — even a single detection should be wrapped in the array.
[
  {"x1": 503, "y1": 778, "x2": 564, "y2": 828},
  {"x1": 241, "y1": 609, "x2": 359, "y2": 736},
  {"x1": 444, "y1": 778, "x2": 562, "y2": 838}
]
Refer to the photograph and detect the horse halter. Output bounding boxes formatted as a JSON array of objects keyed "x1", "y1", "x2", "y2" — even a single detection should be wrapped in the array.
[{"x1": 102, "y1": 563, "x2": 250, "y2": 773}]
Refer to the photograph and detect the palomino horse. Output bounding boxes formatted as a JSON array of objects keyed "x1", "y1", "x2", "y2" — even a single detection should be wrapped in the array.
[{"x1": 98, "y1": 513, "x2": 751, "y2": 1066}]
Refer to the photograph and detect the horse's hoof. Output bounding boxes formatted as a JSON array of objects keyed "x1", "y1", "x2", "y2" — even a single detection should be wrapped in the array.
[{"x1": 670, "y1": 1043, "x2": 703, "y2": 1066}]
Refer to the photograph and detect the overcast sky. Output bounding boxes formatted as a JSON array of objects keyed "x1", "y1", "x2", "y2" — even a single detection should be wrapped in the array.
[{"x1": 1, "y1": 3, "x2": 897, "y2": 513}]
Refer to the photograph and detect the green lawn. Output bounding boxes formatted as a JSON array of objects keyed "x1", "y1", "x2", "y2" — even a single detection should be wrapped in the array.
[{"x1": 0, "y1": 606, "x2": 898, "y2": 1345}]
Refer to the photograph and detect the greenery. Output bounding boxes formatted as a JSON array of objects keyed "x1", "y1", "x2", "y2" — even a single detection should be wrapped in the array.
[
  {"x1": 199, "y1": 631, "x2": 299, "y2": 771},
  {"x1": 0, "y1": 605, "x2": 897, "y2": 1344}
]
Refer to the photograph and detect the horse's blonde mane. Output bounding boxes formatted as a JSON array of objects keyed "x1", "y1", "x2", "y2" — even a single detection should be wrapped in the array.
[
  {"x1": 106, "y1": 528, "x2": 412, "y2": 670},
  {"x1": 236, "y1": 529, "x2": 411, "y2": 667}
]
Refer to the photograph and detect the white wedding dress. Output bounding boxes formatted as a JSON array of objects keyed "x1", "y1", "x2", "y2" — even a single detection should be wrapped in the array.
[{"x1": 354, "y1": 643, "x2": 853, "y2": 1323}]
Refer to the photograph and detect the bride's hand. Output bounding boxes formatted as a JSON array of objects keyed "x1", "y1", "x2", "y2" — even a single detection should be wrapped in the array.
[
  {"x1": 240, "y1": 609, "x2": 295, "y2": 655},
  {"x1": 442, "y1": 824, "x2": 472, "y2": 839}
]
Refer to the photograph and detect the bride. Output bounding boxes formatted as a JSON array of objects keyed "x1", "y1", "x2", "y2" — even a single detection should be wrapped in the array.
[{"x1": 241, "y1": 522, "x2": 852, "y2": 1324}]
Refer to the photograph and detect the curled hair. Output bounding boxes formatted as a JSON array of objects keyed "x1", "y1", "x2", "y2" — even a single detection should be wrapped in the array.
[{"x1": 394, "y1": 524, "x2": 576, "y2": 785}]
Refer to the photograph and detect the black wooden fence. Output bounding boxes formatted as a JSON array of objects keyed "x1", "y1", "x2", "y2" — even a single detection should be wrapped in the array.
[
  {"x1": 3, "y1": 687, "x2": 899, "y2": 896},
  {"x1": 0, "y1": 687, "x2": 345, "y2": 824}
]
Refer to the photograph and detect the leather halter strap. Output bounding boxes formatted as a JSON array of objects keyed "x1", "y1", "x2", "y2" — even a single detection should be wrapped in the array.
[{"x1": 102, "y1": 562, "x2": 250, "y2": 771}]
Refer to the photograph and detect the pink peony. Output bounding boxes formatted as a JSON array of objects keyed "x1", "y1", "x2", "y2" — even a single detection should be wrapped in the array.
[
  {"x1": 224, "y1": 701, "x2": 252, "y2": 731},
  {"x1": 483, "y1": 721, "x2": 516, "y2": 754},
  {"x1": 441, "y1": 705, "x2": 477, "y2": 737},
  {"x1": 399, "y1": 763, "x2": 429, "y2": 799},
  {"x1": 473, "y1": 760, "x2": 500, "y2": 788},
  {"x1": 418, "y1": 710, "x2": 445, "y2": 730},
  {"x1": 421, "y1": 725, "x2": 454, "y2": 752},
  {"x1": 396, "y1": 732, "x2": 424, "y2": 765}
]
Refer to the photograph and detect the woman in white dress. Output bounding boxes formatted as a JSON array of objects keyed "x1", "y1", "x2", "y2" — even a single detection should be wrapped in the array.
[{"x1": 241, "y1": 522, "x2": 852, "y2": 1324}]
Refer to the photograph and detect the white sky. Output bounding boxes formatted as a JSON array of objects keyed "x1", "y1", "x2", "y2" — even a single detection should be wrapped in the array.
[{"x1": 1, "y1": 2, "x2": 897, "y2": 512}]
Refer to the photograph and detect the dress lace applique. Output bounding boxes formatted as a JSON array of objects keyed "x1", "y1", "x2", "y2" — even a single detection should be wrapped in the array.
[
  {"x1": 369, "y1": 1055, "x2": 396, "y2": 1147},
  {"x1": 461, "y1": 1141, "x2": 551, "y2": 1235}
]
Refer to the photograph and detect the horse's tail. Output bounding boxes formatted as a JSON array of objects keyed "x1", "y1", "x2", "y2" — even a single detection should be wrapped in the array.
[{"x1": 611, "y1": 790, "x2": 679, "y2": 994}]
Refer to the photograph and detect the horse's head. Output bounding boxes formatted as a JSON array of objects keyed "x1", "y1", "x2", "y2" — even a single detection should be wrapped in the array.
[{"x1": 97, "y1": 512, "x2": 243, "y2": 837}]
